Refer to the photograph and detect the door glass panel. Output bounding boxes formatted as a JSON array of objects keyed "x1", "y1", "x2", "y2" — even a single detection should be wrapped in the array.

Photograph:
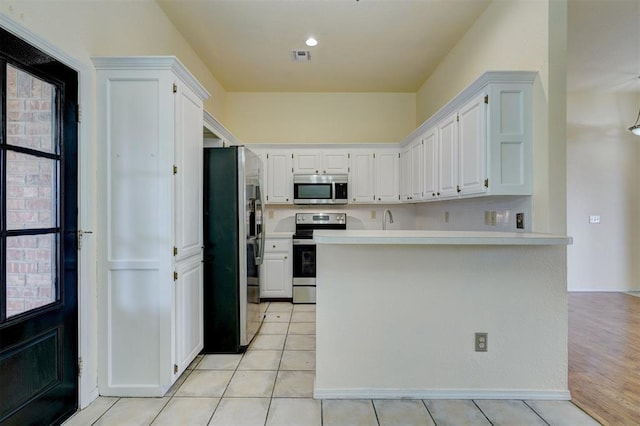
[
  {"x1": 6, "y1": 234, "x2": 57, "y2": 318},
  {"x1": 6, "y1": 64, "x2": 56, "y2": 154},
  {"x1": 6, "y1": 152, "x2": 58, "y2": 230}
]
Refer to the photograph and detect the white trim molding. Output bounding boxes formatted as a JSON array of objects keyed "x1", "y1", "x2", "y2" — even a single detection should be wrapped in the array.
[{"x1": 314, "y1": 387, "x2": 572, "y2": 401}]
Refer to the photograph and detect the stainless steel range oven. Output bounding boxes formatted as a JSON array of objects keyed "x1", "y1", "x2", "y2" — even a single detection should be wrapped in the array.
[{"x1": 292, "y1": 212, "x2": 347, "y2": 303}]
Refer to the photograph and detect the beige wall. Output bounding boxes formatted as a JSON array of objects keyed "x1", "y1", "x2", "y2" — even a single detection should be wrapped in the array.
[
  {"x1": 1, "y1": 0, "x2": 226, "y2": 117},
  {"x1": 415, "y1": 0, "x2": 567, "y2": 234},
  {"x1": 567, "y1": 91, "x2": 640, "y2": 291},
  {"x1": 223, "y1": 92, "x2": 416, "y2": 144}
]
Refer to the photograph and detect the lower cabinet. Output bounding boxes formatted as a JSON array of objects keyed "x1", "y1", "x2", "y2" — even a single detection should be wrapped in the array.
[
  {"x1": 174, "y1": 256, "x2": 204, "y2": 377},
  {"x1": 260, "y1": 237, "x2": 293, "y2": 299}
]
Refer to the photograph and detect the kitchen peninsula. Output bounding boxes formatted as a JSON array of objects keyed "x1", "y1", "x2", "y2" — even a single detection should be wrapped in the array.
[{"x1": 313, "y1": 230, "x2": 572, "y2": 400}]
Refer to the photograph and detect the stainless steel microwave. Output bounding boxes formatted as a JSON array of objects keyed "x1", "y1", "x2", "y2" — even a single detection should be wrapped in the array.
[{"x1": 293, "y1": 174, "x2": 348, "y2": 205}]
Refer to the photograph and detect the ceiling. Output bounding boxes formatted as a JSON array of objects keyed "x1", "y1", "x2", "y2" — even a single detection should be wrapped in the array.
[{"x1": 156, "y1": 0, "x2": 491, "y2": 93}]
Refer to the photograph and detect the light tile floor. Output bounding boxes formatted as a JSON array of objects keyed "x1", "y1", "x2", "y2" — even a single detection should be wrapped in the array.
[{"x1": 65, "y1": 302, "x2": 599, "y2": 426}]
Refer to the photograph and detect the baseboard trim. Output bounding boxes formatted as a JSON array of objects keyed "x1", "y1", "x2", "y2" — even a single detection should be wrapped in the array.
[{"x1": 313, "y1": 387, "x2": 571, "y2": 400}]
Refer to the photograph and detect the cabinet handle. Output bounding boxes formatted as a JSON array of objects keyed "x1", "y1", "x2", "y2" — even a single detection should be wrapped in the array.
[{"x1": 457, "y1": 185, "x2": 461, "y2": 193}]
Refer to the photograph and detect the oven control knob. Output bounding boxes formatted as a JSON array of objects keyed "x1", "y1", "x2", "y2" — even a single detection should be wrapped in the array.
[{"x1": 299, "y1": 216, "x2": 306, "y2": 221}]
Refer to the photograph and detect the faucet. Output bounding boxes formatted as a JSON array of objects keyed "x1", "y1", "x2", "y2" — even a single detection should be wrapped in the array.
[{"x1": 382, "y1": 209, "x2": 394, "y2": 230}]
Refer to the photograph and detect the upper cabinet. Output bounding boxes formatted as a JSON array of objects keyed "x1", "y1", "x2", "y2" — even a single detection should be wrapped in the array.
[
  {"x1": 266, "y1": 151, "x2": 293, "y2": 204},
  {"x1": 349, "y1": 149, "x2": 399, "y2": 204},
  {"x1": 252, "y1": 72, "x2": 535, "y2": 206},
  {"x1": 293, "y1": 150, "x2": 349, "y2": 174},
  {"x1": 403, "y1": 71, "x2": 535, "y2": 202},
  {"x1": 374, "y1": 151, "x2": 400, "y2": 203}
]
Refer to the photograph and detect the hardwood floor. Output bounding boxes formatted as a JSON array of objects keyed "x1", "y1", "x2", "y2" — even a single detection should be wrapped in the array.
[{"x1": 569, "y1": 292, "x2": 640, "y2": 425}]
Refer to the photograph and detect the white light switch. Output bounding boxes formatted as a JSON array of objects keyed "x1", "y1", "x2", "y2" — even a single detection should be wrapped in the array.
[{"x1": 589, "y1": 215, "x2": 601, "y2": 224}]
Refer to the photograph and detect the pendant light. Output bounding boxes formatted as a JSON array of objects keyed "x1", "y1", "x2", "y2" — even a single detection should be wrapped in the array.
[
  {"x1": 629, "y1": 108, "x2": 640, "y2": 135},
  {"x1": 630, "y1": 76, "x2": 640, "y2": 136}
]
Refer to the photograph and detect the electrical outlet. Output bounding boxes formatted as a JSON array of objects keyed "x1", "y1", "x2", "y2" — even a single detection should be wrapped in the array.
[
  {"x1": 516, "y1": 212, "x2": 524, "y2": 229},
  {"x1": 475, "y1": 332, "x2": 488, "y2": 352},
  {"x1": 371, "y1": 211, "x2": 376, "y2": 220},
  {"x1": 484, "y1": 211, "x2": 491, "y2": 225},
  {"x1": 490, "y1": 211, "x2": 497, "y2": 226},
  {"x1": 445, "y1": 211, "x2": 449, "y2": 223},
  {"x1": 589, "y1": 215, "x2": 600, "y2": 224}
]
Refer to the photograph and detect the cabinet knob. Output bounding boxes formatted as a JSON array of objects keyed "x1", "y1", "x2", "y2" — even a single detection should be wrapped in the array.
[
  {"x1": 432, "y1": 193, "x2": 436, "y2": 197},
  {"x1": 437, "y1": 192, "x2": 440, "y2": 196},
  {"x1": 316, "y1": 170, "x2": 319, "y2": 173},
  {"x1": 272, "y1": 245, "x2": 276, "y2": 248},
  {"x1": 284, "y1": 256, "x2": 288, "y2": 260},
  {"x1": 378, "y1": 198, "x2": 381, "y2": 201}
]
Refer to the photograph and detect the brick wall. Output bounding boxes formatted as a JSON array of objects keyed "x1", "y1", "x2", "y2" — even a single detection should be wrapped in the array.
[{"x1": 5, "y1": 65, "x2": 57, "y2": 318}]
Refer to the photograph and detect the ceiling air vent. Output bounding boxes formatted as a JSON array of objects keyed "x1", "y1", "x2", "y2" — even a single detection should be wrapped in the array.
[{"x1": 291, "y1": 50, "x2": 311, "y2": 61}]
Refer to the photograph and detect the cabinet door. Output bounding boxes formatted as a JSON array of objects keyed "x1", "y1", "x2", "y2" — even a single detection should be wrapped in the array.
[
  {"x1": 260, "y1": 239, "x2": 292, "y2": 298},
  {"x1": 322, "y1": 150, "x2": 350, "y2": 174},
  {"x1": 487, "y1": 84, "x2": 532, "y2": 195},
  {"x1": 438, "y1": 113, "x2": 459, "y2": 199},
  {"x1": 458, "y1": 93, "x2": 487, "y2": 195},
  {"x1": 174, "y1": 82, "x2": 204, "y2": 260},
  {"x1": 400, "y1": 147, "x2": 411, "y2": 201},
  {"x1": 423, "y1": 128, "x2": 439, "y2": 200},
  {"x1": 375, "y1": 151, "x2": 400, "y2": 203},
  {"x1": 267, "y1": 152, "x2": 293, "y2": 204},
  {"x1": 350, "y1": 151, "x2": 375, "y2": 203},
  {"x1": 174, "y1": 257, "x2": 204, "y2": 376},
  {"x1": 411, "y1": 139, "x2": 424, "y2": 201},
  {"x1": 293, "y1": 151, "x2": 321, "y2": 174}
]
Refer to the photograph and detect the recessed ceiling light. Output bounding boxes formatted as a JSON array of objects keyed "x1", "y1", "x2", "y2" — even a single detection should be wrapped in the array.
[{"x1": 305, "y1": 37, "x2": 318, "y2": 47}]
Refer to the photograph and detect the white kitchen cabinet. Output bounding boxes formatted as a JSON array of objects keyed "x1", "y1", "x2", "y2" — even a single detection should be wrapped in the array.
[
  {"x1": 402, "y1": 71, "x2": 534, "y2": 202},
  {"x1": 411, "y1": 139, "x2": 424, "y2": 201},
  {"x1": 174, "y1": 256, "x2": 204, "y2": 374},
  {"x1": 260, "y1": 237, "x2": 293, "y2": 299},
  {"x1": 94, "y1": 56, "x2": 209, "y2": 397},
  {"x1": 266, "y1": 151, "x2": 293, "y2": 204},
  {"x1": 485, "y1": 83, "x2": 533, "y2": 195},
  {"x1": 401, "y1": 138, "x2": 424, "y2": 202},
  {"x1": 400, "y1": 146, "x2": 411, "y2": 202},
  {"x1": 293, "y1": 151, "x2": 321, "y2": 174},
  {"x1": 423, "y1": 128, "x2": 439, "y2": 200},
  {"x1": 374, "y1": 151, "x2": 400, "y2": 203},
  {"x1": 350, "y1": 150, "x2": 376, "y2": 203},
  {"x1": 321, "y1": 150, "x2": 350, "y2": 174},
  {"x1": 293, "y1": 150, "x2": 350, "y2": 174},
  {"x1": 438, "y1": 112, "x2": 459, "y2": 199},
  {"x1": 458, "y1": 93, "x2": 487, "y2": 196},
  {"x1": 436, "y1": 92, "x2": 487, "y2": 199}
]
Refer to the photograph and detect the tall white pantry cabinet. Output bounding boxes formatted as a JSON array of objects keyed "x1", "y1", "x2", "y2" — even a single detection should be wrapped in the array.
[{"x1": 93, "y1": 57, "x2": 210, "y2": 396}]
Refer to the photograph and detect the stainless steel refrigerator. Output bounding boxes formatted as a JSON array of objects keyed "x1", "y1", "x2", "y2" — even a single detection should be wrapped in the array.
[{"x1": 203, "y1": 146, "x2": 266, "y2": 353}]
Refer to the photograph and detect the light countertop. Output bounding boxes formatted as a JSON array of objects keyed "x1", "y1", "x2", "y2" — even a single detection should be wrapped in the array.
[
  {"x1": 264, "y1": 232, "x2": 293, "y2": 239},
  {"x1": 313, "y1": 230, "x2": 572, "y2": 246}
]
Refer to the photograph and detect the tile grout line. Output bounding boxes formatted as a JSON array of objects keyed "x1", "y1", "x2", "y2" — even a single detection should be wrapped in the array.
[
  {"x1": 522, "y1": 401, "x2": 551, "y2": 426},
  {"x1": 420, "y1": 400, "x2": 438, "y2": 426},
  {"x1": 472, "y1": 400, "x2": 495, "y2": 426}
]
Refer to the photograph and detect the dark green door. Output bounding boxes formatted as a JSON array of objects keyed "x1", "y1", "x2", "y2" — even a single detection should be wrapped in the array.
[{"x1": 0, "y1": 28, "x2": 78, "y2": 425}]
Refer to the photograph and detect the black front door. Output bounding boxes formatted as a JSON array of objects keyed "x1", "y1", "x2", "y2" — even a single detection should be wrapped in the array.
[{"x1": 0, "y1": 28, "x2": 78, "y2": 425}]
